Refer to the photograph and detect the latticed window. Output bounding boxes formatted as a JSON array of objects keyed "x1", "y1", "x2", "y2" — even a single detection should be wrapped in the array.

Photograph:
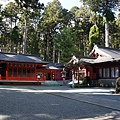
[
  {"x1": 27, "y1": 69, "x2": 30, "y2": 77},
  {"x1": 103, "y1": 68, "x2": 109, "y2": 78},
  {"x1": 111, "y1": 67, "x2": 114, "y2": 78},
  {"x1": 23, "y1": 68, "x2": 26, "y2": 77},
  {"x1": 106, "y1": 68, "x2": 110, "y2": 78},
  {"x1": 99, "y1": 69, "x2": 102, "y2": 78},
  {"x1": 103, "y1": 68, "x2": 106, "y2": 77},
  {"x1": 115, "y1": 67, "x2": 119, "y2": 77},
  {"x1": 31, "y1": 68, "x2": 35, "y2": 78},
  {"x1": 13, "y1": 68, "x2": 17, "y2": 77},
  {"x1": 8, "y1": 68, "x2": 12, "y2": 77},
  {"x1": 98, "y1": 67, "x2": 118, "y2": 78}
]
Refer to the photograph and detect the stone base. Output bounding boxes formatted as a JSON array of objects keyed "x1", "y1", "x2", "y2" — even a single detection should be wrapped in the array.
[{"x1": 112, "y1": 91, "x2": 120, "y2": 94}]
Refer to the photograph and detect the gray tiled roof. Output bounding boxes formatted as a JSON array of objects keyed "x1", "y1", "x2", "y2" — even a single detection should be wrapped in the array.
[
  {"x1": 82, "y1": 45, "x2": 120, "y2": 64},
  {"x1": 0, "y1": 52, "x2": 48, "y2": 64},
  {"x1": 46, "y1": 62, "x2": 63, "y2": 69},
  {"x1": 96, "y1": 45, "x2": 120, "y2": 58}
]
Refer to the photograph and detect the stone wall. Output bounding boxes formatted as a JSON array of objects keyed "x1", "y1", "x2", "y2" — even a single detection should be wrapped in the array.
[{"x1": 97, "y1": 79, "x2": 116, "y2": 87}]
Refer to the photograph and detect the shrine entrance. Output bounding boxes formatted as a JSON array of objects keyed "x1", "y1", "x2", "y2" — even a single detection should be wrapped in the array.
[{"x1": 0, "y1": 63, "x2": 6, "y2": 80}]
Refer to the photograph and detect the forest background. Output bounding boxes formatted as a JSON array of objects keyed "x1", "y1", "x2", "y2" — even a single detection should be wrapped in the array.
[{"x1": 0, "y1": 0, "x2": 120, "y2": 64}]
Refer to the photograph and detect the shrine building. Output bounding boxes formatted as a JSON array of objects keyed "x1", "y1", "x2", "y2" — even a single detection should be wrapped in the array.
[{"x1": 67, "y1": 45, "x2": 120, "y2": 87}]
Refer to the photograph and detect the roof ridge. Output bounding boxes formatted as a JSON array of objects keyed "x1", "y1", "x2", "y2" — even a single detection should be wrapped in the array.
[
  {"x1": 0, "y1": 52, "x2": 40, "y2": 57},
  {"x1": 97, "y1": 45, "x2": 120, "y2": 51},
  {"x1": 0, "y1": 52, "x2": 17, "y2": 55}
]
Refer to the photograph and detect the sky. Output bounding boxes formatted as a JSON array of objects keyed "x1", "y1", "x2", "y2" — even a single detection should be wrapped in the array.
[
  {"x1": 40, "y1": 0, "x2": 82, "y2": 10},
  {"x1": 1, "y1": 0, "x2": 82, "y2": 10}
]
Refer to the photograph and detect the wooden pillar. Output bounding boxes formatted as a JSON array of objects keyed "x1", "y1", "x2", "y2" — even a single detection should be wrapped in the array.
[{"x1": 6, "y1": 63, "x2": 9, "y2": 80}]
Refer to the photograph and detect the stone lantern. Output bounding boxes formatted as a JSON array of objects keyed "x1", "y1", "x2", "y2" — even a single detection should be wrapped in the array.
[{"x1": 61, "y1": 68, "x2": 67, "y2": 84}]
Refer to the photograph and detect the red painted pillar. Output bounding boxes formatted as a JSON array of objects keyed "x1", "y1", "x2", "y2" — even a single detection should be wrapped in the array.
[{"x1": 6, "y1": 63, "x2": 9, "y2": 80}]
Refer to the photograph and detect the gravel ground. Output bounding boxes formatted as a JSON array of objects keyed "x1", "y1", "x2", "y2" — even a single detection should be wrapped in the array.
[{"x1": 0, "y1": 86, "x2": 120, "y2": 120}]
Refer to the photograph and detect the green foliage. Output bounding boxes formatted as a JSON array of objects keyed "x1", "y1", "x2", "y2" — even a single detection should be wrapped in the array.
[
  {"x1": 0, "y1": 0, "x2": 120, "y2": 63},
  {"x1": 42, "y1": 0, "x2": 62, "y2": 24},
  {"x1": 53, "y1": 27, "x2": 77, "y2": 63},
  {"x1": 83, "y1": 0, "x2": 119, "y2": 47},
  {"x1": 103, "y1": 8, "x2": 115, "y2": 21},
  {"x1": 11, "y1": 26, "x2": 20, "y2": 43},
  {"x1": 39, "y1": 0, "x2": 63, "y2": 61},
  {"x1": 15, "y1": 0, "x2": 44, "y2": 9},
  {"x1": 89, "y1": 25, "x2": 99, "y2": 47},
  {"x1": 109, "y1": 19, "x2": 120, "y2": 48},
  {"x1": 74, "y1": 6, "x2": 93, "y2": 55},
  {"x1": 70, "y1": 6, "x2": 79, "y2": 14}
]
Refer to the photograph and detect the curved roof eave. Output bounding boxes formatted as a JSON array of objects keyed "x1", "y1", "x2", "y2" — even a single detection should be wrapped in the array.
[{"x1": 0, "y1": 52, "x2": 48, "y2": 64}]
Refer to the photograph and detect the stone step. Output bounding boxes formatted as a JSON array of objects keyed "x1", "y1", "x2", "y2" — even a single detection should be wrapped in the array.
[{"x1": 41, "y1": 81, "x2": 60, "y2": 86}]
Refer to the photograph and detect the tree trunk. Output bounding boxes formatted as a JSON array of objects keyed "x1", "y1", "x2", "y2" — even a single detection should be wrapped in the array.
[
  {"x1": 10, "y1": 18, "x2": 14, "y2": 52},
  {"x1": 53, "y1": 43, "x2": 55, "y2": 63},
  {"x1": 105, "y1": 18, "x2": 109, "y2": 47},
  {"x1": 23, "y1": 18, "x2": 27, "y2": 54},
  {"x1": 46, "y1": 37, "x2": 49, "y2": 61},
  {"x1": 57, "y1": 50, "x2": 60, "y2": 63}
]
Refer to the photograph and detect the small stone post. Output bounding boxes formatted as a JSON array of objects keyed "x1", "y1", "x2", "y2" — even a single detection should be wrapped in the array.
[
  {"x1": 72, "y1": 71, "x2": 74, "y2": 88},
  {"x1": 61, "y1": 68, "x2": 67, "y2": 85},
  {"x1": 116, "y1": 77, "x2": 120, "y2": 93}
]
